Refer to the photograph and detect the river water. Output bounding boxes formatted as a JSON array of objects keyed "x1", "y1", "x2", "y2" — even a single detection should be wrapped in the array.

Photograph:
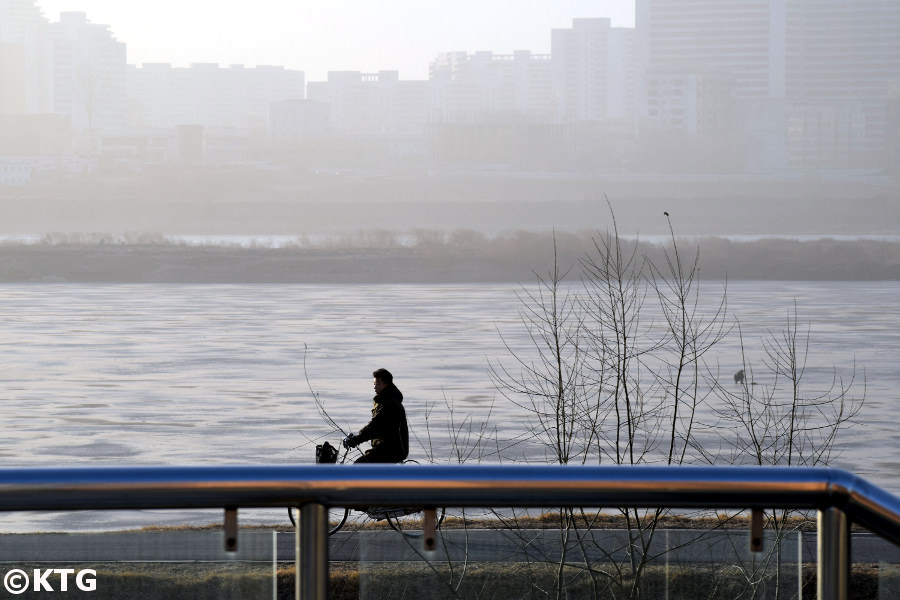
[{"x1": 0, "y1": 281, "x2": 896, "y2": 531}]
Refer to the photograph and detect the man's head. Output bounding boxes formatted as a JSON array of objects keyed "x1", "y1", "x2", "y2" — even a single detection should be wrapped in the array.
[{"x1": 373, "y1": 368, "x2": 393, "y2": 394}]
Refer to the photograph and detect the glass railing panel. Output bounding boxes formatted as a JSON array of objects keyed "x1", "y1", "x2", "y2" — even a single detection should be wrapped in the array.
[
  {"x1": 0, "y1": 528, "x2": 278, "y2": 599},
  {"x1": 353, "y1": 510, "x2": 805, "y2": 600},
  {"x1": 663, "y1": 528, "x2": 804, "y2": 600},
  {"x1": 878, "y1": 562, "x2": 900, "y2": 599},
  {"x1": 854, "y1": 530, "x2": 900, "y2": 599}
]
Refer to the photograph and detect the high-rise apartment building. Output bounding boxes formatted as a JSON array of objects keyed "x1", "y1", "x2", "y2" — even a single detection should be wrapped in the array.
[
  {"x1": 50, "y1": 12, "x2": 127, "y2": 135},
  {"x1": 786, "y1": 0, "x2": 900, "y2": 167},
  {"x1": 425, "y1": 51, "x2": 562, "y2": 166},
  {"x1": 637, "y1": 0, "x2": 900, "y2": 169},
  {"x1": 429, "y1": 50, "x2": 555, "y2": 124},
  {"x1": 0, "y1": 0, "x2": 52, "y2": 114},
  {"x1": 637, "y1": 0, "x2": 787, "y2": 99},
  {"x1": 551, "y1": 18, "x2": 636, "y2": 125},
  {"x1": 302, "y1": 71, "x2": 430, "y2": 165},
  {"x1": 307, "y1": 70, "x2": 428, "y2": 136},
  {"x1": 636, "y1": 0, "x2": 788, "y2": 170},
  {"x1": 126, "y1": 63, "x2": 305, "y2": 131}
]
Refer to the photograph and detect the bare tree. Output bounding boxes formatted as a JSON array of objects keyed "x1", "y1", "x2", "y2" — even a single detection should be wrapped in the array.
[
  {"x1": 299, "y1": 210, "x2": 865, "y2": 599},
  {"x1": 487, "y1": 211, "x2": 726, "y2": 598},
  {"x1": 491, "y1": 232, "x2": 594, "y2": 467},
  {"x1": 705, "y1": 304, "x2": 864, "y2": 599},
  {"x1": 490, "y1": 207, "x2": 862, "y2": 599}
]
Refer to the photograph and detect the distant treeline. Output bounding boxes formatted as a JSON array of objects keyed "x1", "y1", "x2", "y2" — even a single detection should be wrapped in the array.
[
  {"x1": 413, "y1": 229, "x2": 900, "y2": 280},
  {"x1": 0, "y1": 230, "x2": 898, "y2": 282}
]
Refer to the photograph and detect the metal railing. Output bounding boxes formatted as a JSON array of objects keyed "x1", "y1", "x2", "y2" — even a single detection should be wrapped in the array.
[{"x1": 0, "y1": 464, "x2": 898, "y2": 600}]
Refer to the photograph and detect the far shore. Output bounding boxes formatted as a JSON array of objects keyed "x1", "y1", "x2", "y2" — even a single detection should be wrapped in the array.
[{"x1": 0, "y1": 234, "x2": 899, "y2": 283}]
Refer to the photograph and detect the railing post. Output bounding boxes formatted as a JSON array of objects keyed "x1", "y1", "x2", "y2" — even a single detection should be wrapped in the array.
[
  {"x1": 817, "y1": 506, "x2": 849, "y2": 600},
  {"x1": 295, "y1": 503, "x2": 328, "y2": 600}
]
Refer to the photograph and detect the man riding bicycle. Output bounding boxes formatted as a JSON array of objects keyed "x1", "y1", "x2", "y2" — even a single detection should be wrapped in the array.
[{"x1": 342, "y1": 368, "x2": 409, "y2": 463}]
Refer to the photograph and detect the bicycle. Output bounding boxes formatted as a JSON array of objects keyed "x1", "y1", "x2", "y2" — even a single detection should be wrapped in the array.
[{"x1": 288, "y1": 441, "x2": 445, "y2": 538}]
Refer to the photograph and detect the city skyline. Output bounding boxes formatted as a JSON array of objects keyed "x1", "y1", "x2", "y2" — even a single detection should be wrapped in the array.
[
  {"x1": 4, "y1": 0, "x2": 897, "y2": 181},
  {"x1": 33, "y1": 0, "x2": 636, "y2": 81}
]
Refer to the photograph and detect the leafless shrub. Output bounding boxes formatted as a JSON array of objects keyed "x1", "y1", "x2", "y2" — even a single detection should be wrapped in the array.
[{"x1": 489, "y1": 204, "x2": 864, "y2": 599}]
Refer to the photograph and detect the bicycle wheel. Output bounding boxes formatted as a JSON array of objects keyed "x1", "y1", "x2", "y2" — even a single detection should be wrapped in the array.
[
  {"x1": 385, "y1": 507, "x2": 445, "y2": 538},
  {"x1": 287, "y1": 506, "x2": 351, "y2": 535}
]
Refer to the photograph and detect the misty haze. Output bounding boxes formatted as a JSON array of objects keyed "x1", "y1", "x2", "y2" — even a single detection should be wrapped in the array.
[
  {"x1": 0, "y1": 1, "x2": 897, "y2": 281},
  {"x1": 2, "y1": 0, "x2": 900, "y2": 555}
]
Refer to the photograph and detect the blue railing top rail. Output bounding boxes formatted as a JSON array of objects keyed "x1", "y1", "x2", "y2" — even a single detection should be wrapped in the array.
[{"x1": 0, "y1": 464, "x2": 898, "y2": 543}]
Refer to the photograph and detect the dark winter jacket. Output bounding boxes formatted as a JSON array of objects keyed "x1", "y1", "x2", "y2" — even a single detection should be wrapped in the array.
[{"x1": 354, "y1": 383, "x2": 409, "y2": 463}]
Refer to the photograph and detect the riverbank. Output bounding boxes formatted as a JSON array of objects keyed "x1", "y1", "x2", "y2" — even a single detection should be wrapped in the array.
[{"x1": 1, "y1": 234, "x2": 899, "y2": 282}]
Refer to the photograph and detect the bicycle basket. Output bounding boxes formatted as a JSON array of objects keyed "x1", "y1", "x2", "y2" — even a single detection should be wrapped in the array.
[{"x1": 316, "y1": 441, "x2": 338, "y2": 464}]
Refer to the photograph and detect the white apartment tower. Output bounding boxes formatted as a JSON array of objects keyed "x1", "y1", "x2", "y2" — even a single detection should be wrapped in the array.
[
  {"x1": 0, "y1": 0, "x2": 52, "y2": 114},
  {"x1": 126, "y1": 63, "x2": 305, "y2": 131},
  {"x1": 786, "y1": 0, "x2": 900, "y2": 167},
  {"x1": 307, "y1": 70, "x2": 429, "y2": 135},
  {"x1": 637, "y1": 0, "x2": 900, "y2": 169},
  {"x1": 50, "y1": 12, "x2": 127, "y2": 134},
  {"x1": 637, "y1": 0, "x2": 788, "y2": 99},
  {"x1": 636, "y1": 0, "x2": 788, "y2": 170},
  {"x1": 551, "y1": 18, "x2": 636, "y2": 124},
  {"x1": 429, "y1": 50, "x2": 555, "y2": 124}
]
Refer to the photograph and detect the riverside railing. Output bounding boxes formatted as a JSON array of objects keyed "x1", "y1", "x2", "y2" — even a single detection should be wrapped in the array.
[{"x1": 0, "y1": 464, "x2": 898, "y2": 600}]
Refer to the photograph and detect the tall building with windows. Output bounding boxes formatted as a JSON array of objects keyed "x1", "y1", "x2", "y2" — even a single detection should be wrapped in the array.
[
  {"x1": 636, "y1": 0, "x2": 789, "y2": 170},
  {"x1": 126, "y1": 63, "x2": 305, "y2": 130},
  {"x1": 303, "y1": 71, "x2": 429, "y2": 165},
  {"x1": 786, "y1": 0, "x2": 900, "y2": 167},
  {"x1": 548, "y1": 18, "x2": 637, "y2": 171},
  {"x1": 307, "y1": 70, "x2": 428, "y2": 136},
  {"x1": 429, "y1": 50, "x2": 555, "y2": 124},
  {"x1": 426, "y1": 51, "x2": 562, "y2": 167},
  {"x1": 551, "y1": 18, "x2": 636, "y2": 125},
  {"x1": 637, "y1": 1, "x2": 788, "y2": 100},
  {"x1": 636, "y1": 0, "x2": 900, "y2": 170},
  {"x1": 0, "y1": 0, "x2": 52, "y2": 114},
  {"x1": 50, "y1": 12, "x2": 126, "y2": 135}
]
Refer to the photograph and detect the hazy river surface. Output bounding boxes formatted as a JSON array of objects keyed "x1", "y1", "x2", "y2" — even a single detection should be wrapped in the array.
[{"x1": 0, "y1": 281, "x2": 896, "y2": 532}]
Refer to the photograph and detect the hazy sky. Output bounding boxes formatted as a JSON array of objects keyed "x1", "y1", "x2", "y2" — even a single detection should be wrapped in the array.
[{"x1": 35, "y1": 1, "x2": 635, "y2": 81}]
